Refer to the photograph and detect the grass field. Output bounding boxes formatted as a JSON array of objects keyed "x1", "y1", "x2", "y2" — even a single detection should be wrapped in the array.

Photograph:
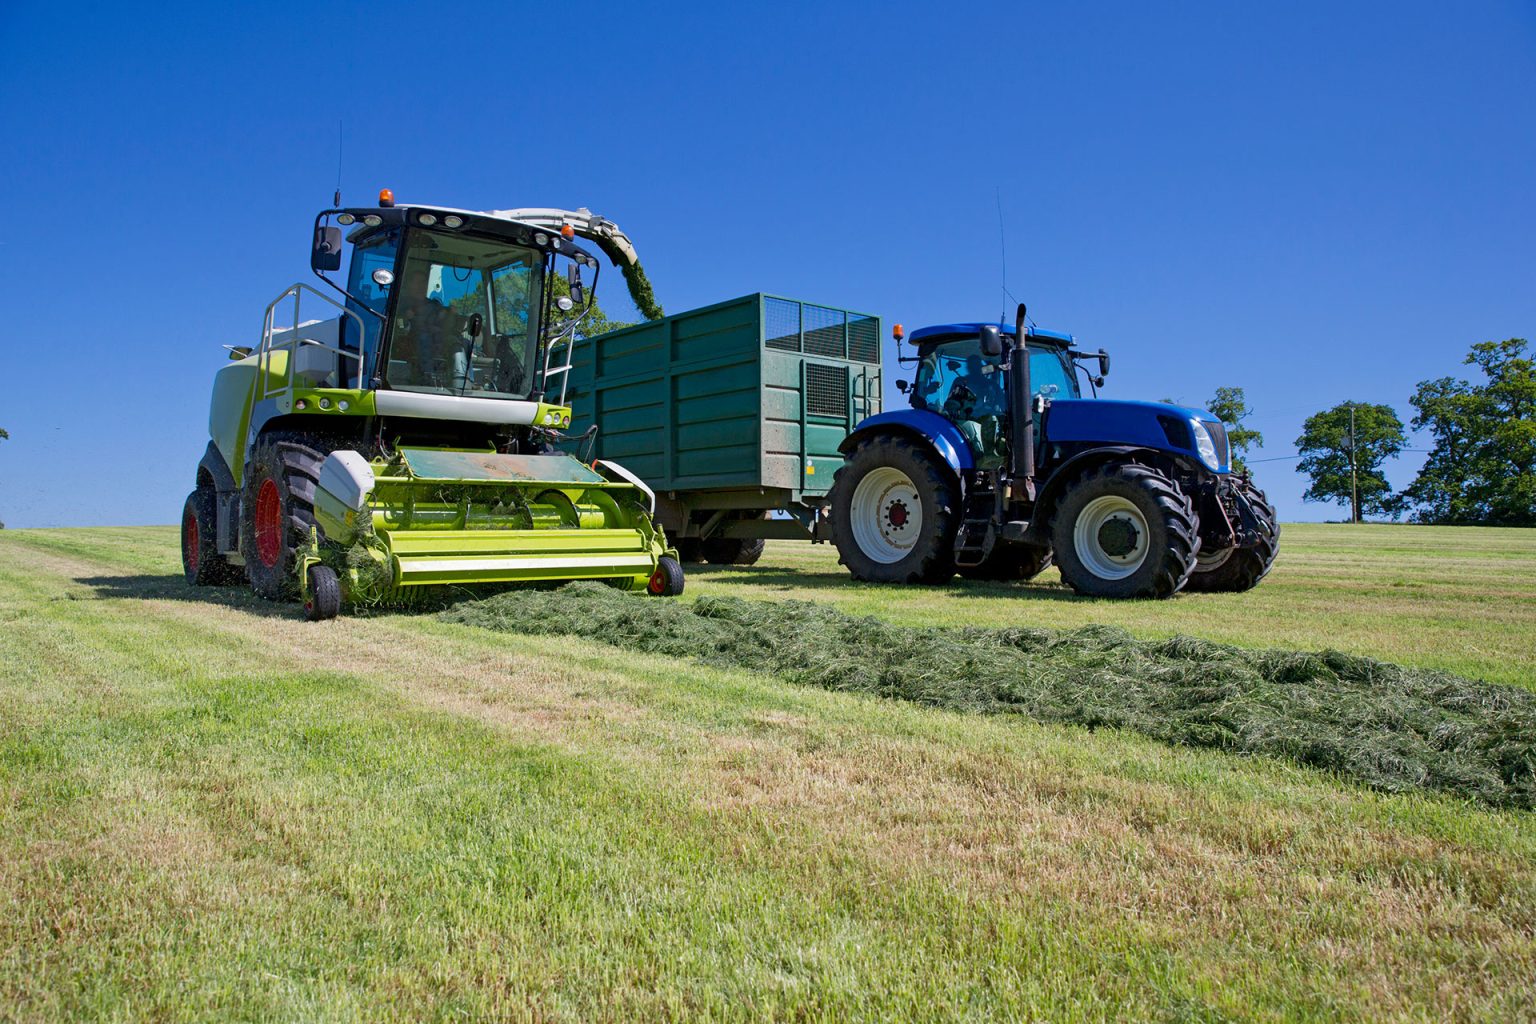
[{"x1": 1, "y1": 523, "x2": 1533, "y2": 1021}]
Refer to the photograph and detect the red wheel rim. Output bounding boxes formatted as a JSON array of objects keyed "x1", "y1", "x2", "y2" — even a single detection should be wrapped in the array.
[
  {"x1": 254, "y1": 479, "x2": 283, "y2": 568},
  {"x1": 648, "y1": 569, "x2": 665, "y2": 594},
  {"x1": 184, "y1": 508, "x2": 200, "y2": 574}
]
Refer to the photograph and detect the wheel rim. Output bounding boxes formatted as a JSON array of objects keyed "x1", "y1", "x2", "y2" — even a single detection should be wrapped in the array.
[
  {"x1": 1072, "y1": 495, "x2": 1150, "y2": 581},
  {"x1": 184, "y1": 507, "x2": 200, "y2": 574},
  {"x1": 849, "y1": 466, "x2": 923, "y2": 564},
  {"x1": 1195, "y1": 547, "x2": 1234, "y2": 572},
  {"x1": 649, "y1": 568, "x2": 665, "y2": 594},
  {"x1": 254, "y1": 479, "x2": 283, "y2": 569}
]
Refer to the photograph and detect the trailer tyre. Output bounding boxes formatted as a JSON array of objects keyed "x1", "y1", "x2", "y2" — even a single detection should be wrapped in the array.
[
  {"x1": 1051, "y1": 462, "x2": 1198, "y2": 599},
  {"x1": 959, "y1": 542, "x2": 1053, "y2": 582},
  {"x1": 182, "y1": 489, "x2": 240, "y2": 586},
  {"x1": 1184, "y1": 480, "x2": 1279, "y2": 593},
  {"x1": 304, "y1": 565, "x2": 342, "y2": 621},
  {"x1": 241, "y1": 437, "x2": 329, "y2": 601},
  {"x1": 831, "y1": 435, "x2": 958, "y2": 584},
  {"x1": 702, "y1": 536, "x2": 767, "y2": 566}
]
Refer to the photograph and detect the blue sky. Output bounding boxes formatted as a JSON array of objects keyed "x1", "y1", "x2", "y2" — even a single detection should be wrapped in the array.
[{"x1": 1, "y1": 2, "x2": 1532, "y2": 527}]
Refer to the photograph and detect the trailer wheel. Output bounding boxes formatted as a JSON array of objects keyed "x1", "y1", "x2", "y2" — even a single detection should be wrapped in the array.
[
  {"x1": 181, "y1": 488, "x2": 240, "y2": 586},
  {"x1": 702, "y1": 536, "x2": 766, "y2": 566},
  {"x1": 1184, "y1": 480, "x2": 1279, "y2": 593},
  {"x1": 830, "y1": 435, "x2": 957, "y2": 584},
  {"x1": 672, "y1": 537, "x2": 704, "y2": 564},
  {"x1": 241, "y1": 436, "x2": 329, "y2": 601},
  {"x1": 648, "y1": 555, "x2": 685, "y2": 596},
  {"x1": 304, "y1": 565, "x2": 342, "y2": 621},
  {"x1": 959, "y1": 541, "x2": 1053, "y2": 582},
  {"x1": 1051, "y1": 462, "x2": 1198, "y2": 599}
]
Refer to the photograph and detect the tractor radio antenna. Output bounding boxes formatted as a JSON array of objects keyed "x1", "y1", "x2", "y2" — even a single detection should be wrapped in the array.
[{"x1": 332, "y1": 119, "x2": 344, "y2": 209}]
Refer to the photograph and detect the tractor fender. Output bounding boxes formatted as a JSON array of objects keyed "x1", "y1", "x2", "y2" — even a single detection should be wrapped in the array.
[
  {"x1": 197, "y1": 442, "x2": 238, "y2": 495},
  {"x1": 839, "y1": 410, "x2": 974, "y2": 478}
]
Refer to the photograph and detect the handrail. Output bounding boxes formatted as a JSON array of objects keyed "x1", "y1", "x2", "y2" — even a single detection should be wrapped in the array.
[{"x1": 258, "y1": 283, "x2": 369, "y2": 399}]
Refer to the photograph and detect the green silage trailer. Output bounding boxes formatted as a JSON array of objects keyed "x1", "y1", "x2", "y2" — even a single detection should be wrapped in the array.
[{"x1": 567, "y1": 294, "x2": 882, "y2": 563}]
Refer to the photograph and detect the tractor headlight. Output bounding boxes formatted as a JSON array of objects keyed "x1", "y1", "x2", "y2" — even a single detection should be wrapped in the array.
[{"x1": 1190, "y1": 419, "x2": 1220, "y2": 470}]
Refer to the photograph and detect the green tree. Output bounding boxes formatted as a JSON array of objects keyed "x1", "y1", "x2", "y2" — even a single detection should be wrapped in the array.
[
  {"x1": 1295, "y1": 402, "x2": 1406, "y2": 522},
  {"x1": 1406, "y1": 338, "x2": 1536, "y2": 526},
  {"x1": 1204, "y1": 386, "x2": 1263, "y2": 473}
]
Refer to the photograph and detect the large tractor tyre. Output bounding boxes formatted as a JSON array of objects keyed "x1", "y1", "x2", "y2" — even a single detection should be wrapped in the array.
[
  {"x1": 830, "y1": 435, "x2": 958, "y2": 584},
  {"x1": 181, "y1": 489, "x2": 241, "y2": 586},
  {"x1": 959, "y1": 541, "x2": 1053, "y2": 582},
  {"x1": 1184, "y1": 481, "x2": 1280, "y2": 593},
  {"x1": 1050, "y1": 462, "x2": 1199, "y2": 600},
  {"x1": 701, "y1": 536, "x2": 767, "y2": 567},
  {"x1": 240, "y1": 436, "x2": 331, "y2": 601}
]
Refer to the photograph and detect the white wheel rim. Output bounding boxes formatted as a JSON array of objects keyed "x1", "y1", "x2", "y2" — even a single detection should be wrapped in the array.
[
  {"x1": 1196, "y1": 547, "x2": 1233, "y2": 572},
  {"x1": 849, "y1": 467, "x2": 923, "y2": 564},
  {"x1": 1073, "y1": 495, "x2": 1150, "y2": 581}
]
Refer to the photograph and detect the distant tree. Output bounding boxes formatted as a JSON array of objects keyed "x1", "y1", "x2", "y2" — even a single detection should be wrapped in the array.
[
  {"x1": 1405, "y1": 338, "x2": 1536, "y2": 526},
  {"x1": 1205, "y1": 386, "x2": 1263, "y2": 473},
  {"x1": 1295, "y1": 402, "x2": 1406, "y2": 522}
]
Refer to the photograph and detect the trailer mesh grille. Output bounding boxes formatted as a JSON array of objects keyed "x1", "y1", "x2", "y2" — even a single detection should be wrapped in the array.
[
  {"x1": 764, "y1": 298, "x2": 801, "y2": 352},
  {"x1": 848, "y1": 314, "x2": 879, "y2": 363},
  {"x1": 803, "y1": 305, "x2": 845, "y2": 358},
  {"x1": 805, "y1": 363, "x2": 849, "y2": 418}
]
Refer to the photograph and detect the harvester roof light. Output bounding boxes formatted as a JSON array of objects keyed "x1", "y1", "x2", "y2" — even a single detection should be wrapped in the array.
[
  {"x1": 418, "y1": 213, "x2": 437, "y2": 226},
  {"x1": 443, "y1": 215, "x2": 464, "y2": 228},
  {"x1": 534, "y1": 232, "x2": 548, "y2": 246},
  {"x1": 560, "y1": 224, "x2": 575, "y2": 239},
  {"x1": 363, "y1": 214, "x2": 382, "y2": 227},
  {"x1": 336, "y1": 212, "x2": 356, "y2": 225},
  {"x1": 378, "y1": 188, "x2": 395, "y2": 207}
]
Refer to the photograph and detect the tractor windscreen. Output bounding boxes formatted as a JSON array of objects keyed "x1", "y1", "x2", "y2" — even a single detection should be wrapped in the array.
[
  {"x1": 912, "y1": 339, "x2": 1078, "y2": 418},
  {"x1": 385, "y1": 231, "x2": 544, "y2": 400}
]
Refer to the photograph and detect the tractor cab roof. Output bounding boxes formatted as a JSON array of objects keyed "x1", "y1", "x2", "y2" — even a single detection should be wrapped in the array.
[{"x1": 909, "y1": 323, "x2": 1076, "y2": 348}]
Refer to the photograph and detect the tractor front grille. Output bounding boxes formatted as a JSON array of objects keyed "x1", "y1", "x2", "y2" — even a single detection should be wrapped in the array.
[{"x1": 805, "y1": 363, "x2": 849, "y2": 419}]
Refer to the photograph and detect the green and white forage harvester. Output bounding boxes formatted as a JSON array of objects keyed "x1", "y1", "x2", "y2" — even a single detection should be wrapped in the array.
[{"x1": 183, "y1": 190, "x2": 683, "y2": 619}]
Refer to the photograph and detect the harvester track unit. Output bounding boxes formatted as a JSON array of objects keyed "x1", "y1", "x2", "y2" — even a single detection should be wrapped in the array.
[{"x1": 183, "y1": 192, "x2": 682, "y2": 619}]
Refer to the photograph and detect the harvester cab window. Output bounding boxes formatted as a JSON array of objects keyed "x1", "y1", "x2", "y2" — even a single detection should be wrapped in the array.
[
  {"x1": 343, "y1": 229, "x2": 401, "y2": 373},
  {"x1": 384, "y1": 232, "x2": 542, "y2": 400}
]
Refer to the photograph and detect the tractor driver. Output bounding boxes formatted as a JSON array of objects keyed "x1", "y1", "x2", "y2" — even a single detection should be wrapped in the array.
[
  {"x1": 944, "y1": 353, "x2": 1006, "y2": 422},
  {"x1": 391, "y1": 264, "x2": 458, "y2": 385}
]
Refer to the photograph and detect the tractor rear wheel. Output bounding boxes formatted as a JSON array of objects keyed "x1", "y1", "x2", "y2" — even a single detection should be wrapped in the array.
[
  {"x1": 241, "y1": 436, "x2": 330, "y2": 601},
  {"x1": 182, "y1": 488, "x2": 240, "y2": 586},
  {"x1": 1050, "y1": 462, "x2": 1199, "y2": 599},
  {"x1": 1184, "y1": 480, "x2": 1279, "y2": 593},
  {"x1": 830, "y1": 435, "x2": 958, "y2": 584},
  {"x1": 959, "y1": 541, "x2": 1053, "y2": 582}
]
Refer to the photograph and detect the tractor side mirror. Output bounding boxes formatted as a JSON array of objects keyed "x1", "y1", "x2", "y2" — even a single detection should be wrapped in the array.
[
  {"x1": 978, "y1": 325, "x2": 1003, "y2": 358},
  {"x1": 312, "y1": 226, "x2": 343, "y2": 272},
  {"x1": 896, "y1": 379, "x2": 910, "y2": 394},
  {"x1": 1097, "y1": 348, "x2": 1110, "y2": 377},
  {"x1": 567, "y1": 263, "x2": 585, "y2": 306}
]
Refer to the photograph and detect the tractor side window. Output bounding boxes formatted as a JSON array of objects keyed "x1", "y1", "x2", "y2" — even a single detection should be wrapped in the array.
[{"x1": 1027, "y1": 346, "x2": 1077, "y2": 400}]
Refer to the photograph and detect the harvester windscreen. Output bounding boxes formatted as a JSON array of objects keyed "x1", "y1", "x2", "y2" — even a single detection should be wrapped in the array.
[{"x1": 386, "y1": 232, "x2": 544, "y2": 400}]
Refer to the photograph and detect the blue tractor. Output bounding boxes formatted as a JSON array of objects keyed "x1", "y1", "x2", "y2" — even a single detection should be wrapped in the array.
[{"x1": 828, "y1": 305, "x2": 1279, "y2": 598}]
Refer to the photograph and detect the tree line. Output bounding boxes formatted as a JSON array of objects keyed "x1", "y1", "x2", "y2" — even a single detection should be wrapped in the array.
[{"x1": 1211, "y1": 337, "x2": 1534, "y2": 526}]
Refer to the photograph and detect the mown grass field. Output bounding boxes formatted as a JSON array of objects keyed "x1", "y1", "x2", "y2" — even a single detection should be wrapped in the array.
[{"x1": 1, "y1": 523, "x2": 1533, "y2": 1021}]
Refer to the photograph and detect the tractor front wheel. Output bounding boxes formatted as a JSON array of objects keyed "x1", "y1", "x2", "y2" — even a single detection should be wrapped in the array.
[
  {"x1": 830, "y1": 435, "x2": 958, "y2": 584},
  {"x1": 1051, "y1": 462, "x2": 1199, "y2": 599},
  {"x1": 1184, "y1": 480, "x2": 1280, "y2": 593}
]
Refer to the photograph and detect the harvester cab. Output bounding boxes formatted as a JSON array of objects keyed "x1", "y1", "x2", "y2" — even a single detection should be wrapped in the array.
[
  {"x1": 183, "y1": 192, "x2": 683, "y2": 619},
  {"x1": 830, "y1": 305, "x2": 1279, "y2": 598}
]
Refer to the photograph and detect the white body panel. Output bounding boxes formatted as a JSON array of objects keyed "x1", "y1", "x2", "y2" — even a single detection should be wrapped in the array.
[{"x1": 373, "y1": 390, "x2": 541, "y2": 426}]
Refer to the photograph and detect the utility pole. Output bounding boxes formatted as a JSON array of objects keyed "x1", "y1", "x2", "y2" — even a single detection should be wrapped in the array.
[{"x1": 1348, "y1": 403, "x2": 1359, "y2": 524}]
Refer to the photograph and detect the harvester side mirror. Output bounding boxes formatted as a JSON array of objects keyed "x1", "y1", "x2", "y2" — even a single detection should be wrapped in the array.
[
  {"x1": 978, "y1": 325, "x2": 1003, "y2": 358},
  {"x1": 1098, "y1": 348, "x2": 1110, "y2": 377},
  {"x1": 312, "y1": 226, "x2": 343, "y2": 272},
  {"x1": 567, "y1": 264, "x2": 585, "y2": 306}
]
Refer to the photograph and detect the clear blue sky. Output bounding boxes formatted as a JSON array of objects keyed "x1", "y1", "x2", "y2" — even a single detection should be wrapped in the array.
[{"x1": 1, "y1": 2, "x2": 1533, "y2": 527}]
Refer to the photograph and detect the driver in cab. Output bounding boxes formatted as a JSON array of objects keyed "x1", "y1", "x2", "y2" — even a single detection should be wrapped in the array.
[{"x1": 391, "y1": 264, "x2": 457, "y2": 383}]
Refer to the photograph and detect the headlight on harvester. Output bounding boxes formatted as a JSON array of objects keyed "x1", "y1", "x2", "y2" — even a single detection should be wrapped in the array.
[{"x1": 1190, "y1": 419, "x2": 1220, "y2": 470}]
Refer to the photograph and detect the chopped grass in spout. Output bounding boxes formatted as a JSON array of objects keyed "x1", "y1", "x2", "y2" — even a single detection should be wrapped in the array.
[{"x1": 443, "y1": 583, "x2": 1536, "y2": 810}]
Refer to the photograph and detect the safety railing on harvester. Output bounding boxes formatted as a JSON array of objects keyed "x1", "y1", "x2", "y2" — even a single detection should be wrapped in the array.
[{"x1": 257, "y1": 283, "x2": 370, "y2": 399}]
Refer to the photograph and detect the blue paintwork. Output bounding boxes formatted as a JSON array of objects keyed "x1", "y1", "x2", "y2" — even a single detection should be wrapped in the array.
[
  {"x1": 841, "y1": 408, "x2": 976, "y2": 473},
  {"x1": 1045, "y1": 399, "x2": 1230, "y2": 473},
  {"x1": 908, "y1": 323, "x2": 1075, "y2": 346}
]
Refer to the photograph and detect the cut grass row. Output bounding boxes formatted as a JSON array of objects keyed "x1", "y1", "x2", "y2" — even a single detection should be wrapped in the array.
[{"x1": 1, "y1": 525, "x2": 1533, "y2": 1021}]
